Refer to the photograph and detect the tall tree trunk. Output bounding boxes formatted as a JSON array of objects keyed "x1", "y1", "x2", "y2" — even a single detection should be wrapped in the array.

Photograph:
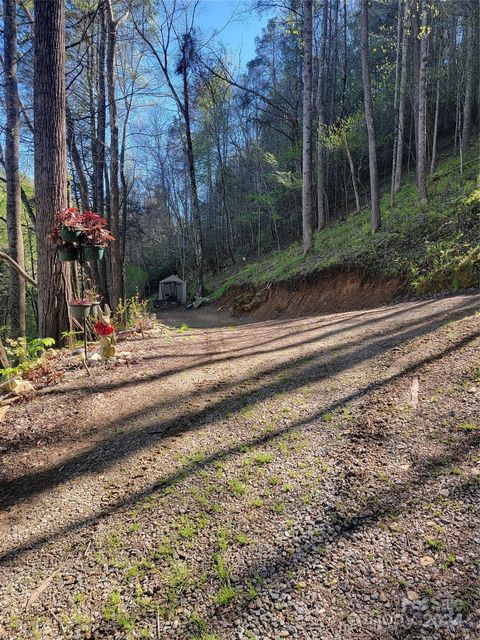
[
  {"x1": 87, "y1": 40, "x2": 97, "y2": 212},
  {"x1": 461, "y1": 3, "x2": 475, "y2": 158},
  {"x1": 417, "y1": 0, "x2": 428, "y2": 203},
  {"x1": 33, "y1": 0, "x2": 71, "y2": 341},
  {"x1": 105, "y1": 0, "x2": 123, "y2": 309},
  {"x1": 96, "y1": 5, "x2": 109, "y2": 303},
  {"x1": 215, "y1": 136, "x2": 235, "y2": 264},
  {"x1": 360, "y1": 0, "x2": 381, "y2": 232},
  {"x1": 3, "y1": 0, "x2": 25, "y2": 336},
  {"x1": 391, "y1": 0, "x2": 403, "y2": 199},
  {"x1": 66, "y1": 105, "x2": 89, "y2": 212},
  {"x1": 119, "y1": 92, "x2": 133, "y2": 266},
  {"x1": 393, "y1": 0, "x2": 410, "y2": 193},
  {"x1": 302, "y1": 0, "x2": 314, "y2": 253},
  {"x1": 328, "y1": 0, "x2": 339, "y2": 122},
  {"x1": 345, "y1": 143, "x2": 360, "y2": 213},
  {"x1": 182, "y1": 61, "x2": 205, "y2": 297},
  {"x1": 430, "y1": 51, "x2": 441, "y2": 175},
  {"x1": 317, "y1": 0, "x2": 328, "y2": 230}
]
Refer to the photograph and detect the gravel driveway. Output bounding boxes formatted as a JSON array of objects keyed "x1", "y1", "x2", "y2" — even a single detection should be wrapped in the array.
[{"x1": 0, "y1": 294, "x2": 479, "y2": 639}]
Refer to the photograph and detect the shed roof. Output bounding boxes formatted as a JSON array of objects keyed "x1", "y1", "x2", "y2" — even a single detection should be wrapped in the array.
[{"x1": 159, "y1": 274, "x2": 185, "y2": 284}]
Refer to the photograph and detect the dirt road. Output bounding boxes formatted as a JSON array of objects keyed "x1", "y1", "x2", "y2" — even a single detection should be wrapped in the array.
[{"x1": 0, "y1": 294, "x2": 479, "y2": 639}]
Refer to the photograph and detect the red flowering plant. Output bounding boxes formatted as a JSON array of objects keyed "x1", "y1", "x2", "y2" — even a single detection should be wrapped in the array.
[
  {"x1": 49, "y1": 208, "x2": 114, "y2": 247},
  {"x1": 82, "y1": 210, "x2": 107, "y2": 227},
  {"x1": 94, "y1": 321, "x2": 115, "y2": 336},
  {"x1": 55, "y1": 207, "x2": 85, "y2": 229},
  {"x1": 84, "y1": 226, "x2": 115, "y2": 248},
  {"x1": 69, "y1": 297, "x2": 90, "y2": 306}
]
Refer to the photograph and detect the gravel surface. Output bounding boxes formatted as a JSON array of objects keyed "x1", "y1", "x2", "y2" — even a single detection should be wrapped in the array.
[{"x1": 0, "y1": 294, "x2": 479, "y2": 639}]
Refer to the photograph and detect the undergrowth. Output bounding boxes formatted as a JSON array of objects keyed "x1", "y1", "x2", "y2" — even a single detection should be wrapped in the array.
[
  {"x1": 0, "y1": 337, "x2": 55, "y2": 380},
  {"x1": 211, "y1": 149, "x2": 479, "y2": 299}
]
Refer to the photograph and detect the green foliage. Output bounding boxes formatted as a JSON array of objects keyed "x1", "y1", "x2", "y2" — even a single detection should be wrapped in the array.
[
  {"x1": 0, "y1": 336, "x2": 55, "y2": 380},
  {"x1": 61, "y1": 329, "x2": 82, "y2": 350},
  {"x1": 411, "y1": 239, "x2": 479, "y2": 295},
  {"x1": 214, "y1": 584, "x2": 236, "y2": 606},
  {"x1": 114, "y1": 295, "x2": 150, "y2": 331},
  {"x1": 211, "y1": 149, "x2": 480, "y2": 299},
  {"x1": 253, "y1": 452, "x2": 273, "y2": 465},
  {"x1": 125, "y1": 262, "x2": 149, "y2": 298},
  {"x1": 101, "y1": 590, "x2": 136, "y2": 630}
]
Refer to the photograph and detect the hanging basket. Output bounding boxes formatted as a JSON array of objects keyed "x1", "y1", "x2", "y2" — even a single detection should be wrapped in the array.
[
  {"x1": 83, "y1": 245, "x2": 105, "y2": 261},
  {"x1": 57, "y1": 244, "x2": 79, "y2": 262},
  {"x1": 69, "y1": 303, "x2": 91, "y2": 320},
  {"x1": 60, "y1": 227, "x2": 83, "y2": 242}
]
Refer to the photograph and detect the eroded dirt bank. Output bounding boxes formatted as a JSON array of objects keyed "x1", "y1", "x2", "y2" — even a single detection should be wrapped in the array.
[{"x1": 219, "y1": 270, "x2": 407, "y2": 320}]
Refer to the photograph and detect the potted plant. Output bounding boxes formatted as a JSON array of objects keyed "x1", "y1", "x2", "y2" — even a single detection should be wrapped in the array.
[
  {"x1": 83, "y1": 227, "x2": 114, "y2": 261},
  {"x1": 69, "y1": 297, "x2": 91, "y2": 320},
  {"x1": 55, "y1": 207, "x2": 85, "y2": 241},
  {"x1": 49, "y1": 208, "x2": 114, "y2": 263}
]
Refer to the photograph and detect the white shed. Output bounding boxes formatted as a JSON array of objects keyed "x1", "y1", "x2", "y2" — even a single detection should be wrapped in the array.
[{"x1": 158, "y1": 274, "x2": 187, "y2": 305}]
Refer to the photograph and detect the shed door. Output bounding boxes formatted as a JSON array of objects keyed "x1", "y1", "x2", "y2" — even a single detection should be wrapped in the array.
[{"x1": 163, "y1": 282, "x2": 179, "y2": 300}]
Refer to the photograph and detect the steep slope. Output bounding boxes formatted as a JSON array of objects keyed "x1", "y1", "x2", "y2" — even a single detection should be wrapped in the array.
[{"x1": 211, "y1": 150, "x2": 479, "y2": 318}]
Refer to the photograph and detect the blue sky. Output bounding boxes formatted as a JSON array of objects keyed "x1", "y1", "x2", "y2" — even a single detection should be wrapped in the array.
[{"x1": 195, "y1": 0, "x2": 270, "y2": 68}]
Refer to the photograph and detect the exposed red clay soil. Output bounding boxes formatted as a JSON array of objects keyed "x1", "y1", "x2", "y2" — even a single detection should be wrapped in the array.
[{"x1": 220, "y1": 270, "x2": 407, "y2": 320}]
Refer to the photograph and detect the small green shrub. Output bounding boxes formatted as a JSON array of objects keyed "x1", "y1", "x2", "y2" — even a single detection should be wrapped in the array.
[{"x1": 0, "y1": 336, "x2": 55, "y2": 380}]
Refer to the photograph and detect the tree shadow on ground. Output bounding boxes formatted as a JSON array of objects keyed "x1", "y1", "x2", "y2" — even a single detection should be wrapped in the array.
[
  {"x1": 2, "y1": 300, "x2": 448, "y2": 459},
  {"x1": 42, "y1": 298, "x2": 442, "y2": 399},
  {"x1": 1, "y1": 316, "x2": 478, "y2": 564},
  {"x1": 1, "y1": 298, "x2": 476, "y2": 505}
]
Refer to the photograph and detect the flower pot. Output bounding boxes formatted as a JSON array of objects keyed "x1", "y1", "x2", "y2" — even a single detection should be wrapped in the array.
[
  {"x1": 69, "y1": 303, "x2": 91, "y2": 320},
  {"x1": 60, "y1": 227, "x2": 83, "y2": 242},
  {"x1": 57, "y1": 245, "x2": 79, "y2": 262},
  {"x1": 90, "y1": 302, "x2": 101, "y2": 319},
  {"x1": 83, "y1": 245, "x2": 105, "y2": 261}
]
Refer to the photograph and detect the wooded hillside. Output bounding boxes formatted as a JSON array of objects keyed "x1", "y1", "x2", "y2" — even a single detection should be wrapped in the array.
[{"x1": 0, "y1": 0, "x2": 478, "y2": 339}]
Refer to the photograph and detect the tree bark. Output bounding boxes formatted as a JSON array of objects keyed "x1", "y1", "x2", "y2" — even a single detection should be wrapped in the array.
[
  {"x1": 316, "y1": 0, "x2": 329, "y2": 230},
  {"x1": 391, "y1": 0, "x2": 403, "y2": 199},
  {"x1": 105, "y1": 0, "x2": 123, "y2": 309},
  {"x1": 3, "y1": 0, "x2": 25, "y2": 336},
  {"x1": 0, "y1": 251, "x2": 37, "y2": 287},
  {"x1": 66, "y1": 104, "x2": 89, "y2": 212},
  {"x1": 96, "y1": 5, "x2": 109, "y2": 303},
  {"x1": 393, "y1": 0, "x2": 410, "y2": 193},
  {"x1": 360, "y1": 0, "x2": 381, "y2": 232},
  {"x1": 430, "y1": 50, "x2": 441, "y2": 175},
  {"x1": 302, "y1": 0, "x2": 314, "y2": 253},
  {"x1": 33, "y1": 0, "x2": 71, "y2": 341},
  {"x1": 461, "y1": 3, "x2": 475, "y2": 158},
  {"x1": 417, "y1": 0, "x2": 428, "y2": 203},
  {"x1": 345, "y1": 144, "x2": 360, "y2": 213},
  {"x1": 182, "y1": 51, "x2": 205, "y2": 297}
]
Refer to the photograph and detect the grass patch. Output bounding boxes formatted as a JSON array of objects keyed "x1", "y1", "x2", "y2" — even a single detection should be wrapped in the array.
[
  {"x1": 214, "y1": 585, "x2": 236, "y2": 606},
  {"x1": 425, "y1": 537, "x2": 444, "y2": 551},
  {"x1": 458, "y1": 422, "x2": 479, "y2": 432},
  {"x1": 228, "y1": 478, "x2": 247, "y2": 496},
  {"x1": 253, "y1": 452, "x2": 274, "y2": 465}
]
